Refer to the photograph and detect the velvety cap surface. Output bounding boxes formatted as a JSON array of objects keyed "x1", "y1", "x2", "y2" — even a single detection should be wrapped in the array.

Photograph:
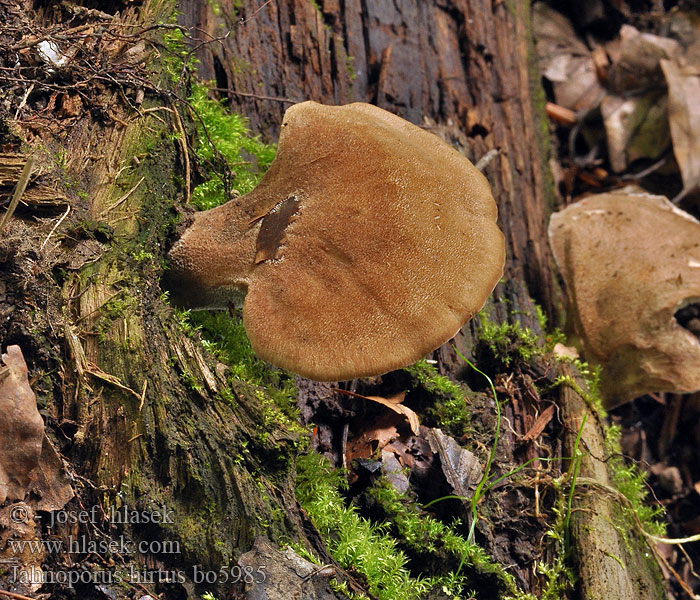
[
  {"x1": 549, "y1": 192, "x2": 700, "y2": 405},
  {"x1": 242, "y1": 102, "x2": 504, "y2": 380}
]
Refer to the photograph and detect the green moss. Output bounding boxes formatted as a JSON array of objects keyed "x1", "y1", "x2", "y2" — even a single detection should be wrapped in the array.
[
  {"x1": 367, "y1": 479, "x2": 522, "y2": 597},
  {"x1": 403, "y1": 359, "x2": 473, "y2": 436},
  {"x1": 296, "y1": 453, "x2": 434, "y2": 600},
  {"x1": 160, "y1": 20, "x2": 276, "y2": 211},
  {"x1": 605, "y1": 424, "x2": 665, "y2": 537},
  {"x1": 189, "y1": 84, "x2": 276, "y2": 210},
  {"x1": 346, "y1": 55, "x2": 357, "y2": 81},
  {"x1": 296, "y1": 453, "x2": 548, "y2": 600},
  {"x1": 535, "y1": 478, "x2": 575, "y2": 600},
  {"x1": 188, "y1": 310, "x2": 262, "y2": 381},
  {"x1": 95, "y1": 291, "x2": 136, "y2": 343},
  {"x1": 477, "y1": 315, "x2": 542, "y2": 366},
  {"x1": 180, "y1": 369, "x2": 204, "y2": 392}
]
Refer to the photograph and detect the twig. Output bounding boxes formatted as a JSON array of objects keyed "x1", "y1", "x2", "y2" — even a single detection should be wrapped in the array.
[
  {"x1": 170, "y1": 106, "x2": 191, "y2": 203},
  {"x1": 545, "y1": 102, "x2": 577, "y2": 126},
  {"x1": 86, "y1": 362, "x2": 142, "y2": 401},
  {"x1": 40, "y1": 205, "x2": 71, "y2": 250},
  {"x1": 14, "y1": 82, "x2": 35, "y2": 119},
  {"x1": 100, "y1": 177, "x2": 144, "y2": 216},
  {"x1": 211, "y1": 87, "x2": 296, "y2": 104},
  {"x1": 240, "y1": 0, "x2": 275, "y2": 25},
  {"x1": 0, "y1": 589, "x2": 37, "y2": 600},
  {"x1": 0, "y1": 156, "x2": 35, "y2": 234},
  {"x1": 475, "y1": 148, "x2": 499, "y2": 172},
  {"x1": 138, "y1": 378, "x2": 147, "y2": 412}
]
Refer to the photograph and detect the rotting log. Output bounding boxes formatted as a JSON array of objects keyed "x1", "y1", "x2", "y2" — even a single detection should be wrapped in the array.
[{"x1": 558, "y1": 364, "x2": 665, "y2": 600}]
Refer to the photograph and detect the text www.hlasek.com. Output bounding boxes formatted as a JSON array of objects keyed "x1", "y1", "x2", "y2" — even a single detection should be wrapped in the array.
[{"x1": 8, "y1": 536, "x2": 180, "y2": 556}]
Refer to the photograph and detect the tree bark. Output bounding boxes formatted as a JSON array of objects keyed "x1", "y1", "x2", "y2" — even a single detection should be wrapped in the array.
[{"x1": 0, "y1": 0, "x2": 666, "y2": 599}]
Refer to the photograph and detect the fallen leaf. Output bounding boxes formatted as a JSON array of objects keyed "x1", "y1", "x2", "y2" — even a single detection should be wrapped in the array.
[
  {"x1": 553, "y1": 343, "x2": 579, "y2": 359},
  {"x1": 0, "y1": 346, "x2": 44, "y2": 504},
  {"x1": 28, "y1": 435, "x2": 74, "y2": 512},
  {"x1": 607, "y1": 25, "x2": 680, "y2": 94},
  {"x1": 427, "y1": 428, "x2": 482, "y2": 499},
  {"x1": 661, "y1": 47, "x2": 700, "y2": 195},
  {"x1": 345, "y1": 412, "x2": 400, "y2": 465},
  {"x1": 335, "y1": 389, "x2": 420, "y2": 435},
  {"x1": 601, "y1": 91, "x2": 670, "y2": 173},
  {"x1": 533, "y1": 3, "x2": 603, "y2": 112},
  {"x1": 381, "y1": 450, "x2": 410, "y2": 493}
]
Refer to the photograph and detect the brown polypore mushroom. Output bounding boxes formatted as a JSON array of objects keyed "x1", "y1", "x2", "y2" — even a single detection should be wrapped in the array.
[
  {"x1": 168, "y1": 101, "x2": 504, "y2": 381},
  {"x1": 548, "y1": 191, "x2": 700, "y2": 406}
]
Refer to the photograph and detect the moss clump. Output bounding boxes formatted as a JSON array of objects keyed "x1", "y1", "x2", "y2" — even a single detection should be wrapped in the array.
[
  {"x1": 477, "y1": 316, "x2": 542, "y2": 367},
  {"x1": 189, "y1": 84, "x2": 276, "y2": 210},
  {"x1": 403, "y1": 359, "x2": 473, "y2": 437},
  {"x1": 366, "y1": 479, "x2": 523, "y2": 598},
  {"x1": 604, "y1": 424, "x2": 665, "y2": 537},
  {"x1": 187, "y1": 310, "x2": 261, "y2": 380},
  {"x1": 475, "y1": 304, "x2": 567, "y2": 369},
  {"x1": 160, "y1": 24, "x2": 276, "y2": 211},
  {"x1": 296, "y1": 454, "x2": 546, "y2": 600},
  {"x1": 296, "y1": 453, "x2": 433, "y2": 600}
]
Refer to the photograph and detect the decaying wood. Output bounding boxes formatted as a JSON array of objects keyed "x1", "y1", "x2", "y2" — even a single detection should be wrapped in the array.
[{"x1": 558, "y1": 363, "x2": 664, "y2": 600}]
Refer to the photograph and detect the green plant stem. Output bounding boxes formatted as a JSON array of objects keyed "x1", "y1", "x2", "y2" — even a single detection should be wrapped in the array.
[
  {"x1": 564, "y1": 414, "x2": 586, "y2": 550},
  {"x1": 454, "y1": 349, "x2": 500, "y2": 545}
]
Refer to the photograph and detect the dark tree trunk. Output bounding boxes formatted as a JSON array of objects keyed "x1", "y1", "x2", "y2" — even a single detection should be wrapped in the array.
[{"x1": 0, "y1": 0, "x2": 666, "y2": 599}]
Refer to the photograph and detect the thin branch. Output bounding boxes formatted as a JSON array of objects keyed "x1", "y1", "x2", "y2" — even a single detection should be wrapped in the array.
[
  {"x1": 100, "y1": 177, "x2": 145, "y2": 216},
  {"x1": 210, "y1": 87, "x2": 296, "y2": 104},
  {"x1": 240, "y1": 0, "x2": 276, "y2": 25},
  {"x1": 0, "y1": 589, "x2": 37, "y2": 600},
  {"x1": 40, "y1": 205, "x2": 71, "y2": 250},
  {"x1": 0, "y1": 156, "x2": 35, "y2": 234}
]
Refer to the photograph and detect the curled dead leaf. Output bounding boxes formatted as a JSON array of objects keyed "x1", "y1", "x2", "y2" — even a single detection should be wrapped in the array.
[
  {"x1": 0, "y1": 346, "x2": 44, "y2": 504},
  {"x1": 335, "y1": 389, "x2": 420, "y2": 435}
]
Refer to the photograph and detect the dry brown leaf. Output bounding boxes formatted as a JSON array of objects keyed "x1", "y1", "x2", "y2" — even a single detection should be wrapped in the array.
[
  {"x1": 607, "y1": 25, "x2": 680, "y2": 93},
  {"x1": 427, "y1": 428, "x2": 482, "y2": 499},
  {"x1": 0, "y1": 346, "x2": 44, "y2": 504},
  {"x1": 533, "y1": 3, "x2": 603, "y2": 112},
  {"x1": 366, "y1": 392, "x2": 420, "y2": 435},
  {"x1": 345, "y1": 413, "x2": 400, "y2": 465},
  {"x1": 601, "y1": 91, "x2": 670, "y2": 173},
  {"x1": 552, "y1": 342, "x2": 579, "y2": 360},
  {"x1": 661, "y1": 50, "x2": 700, "y2": 195},
  {"x1": 28, "y1": 434, "x2": 74, "y2": 512},
  {"x1": 336, "y1": 389, "x2": 420, "y2": 435}
]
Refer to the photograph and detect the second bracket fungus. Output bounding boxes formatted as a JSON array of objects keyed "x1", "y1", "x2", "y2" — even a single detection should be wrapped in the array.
[
  {"x1": 549, "y1": 192, "x2": 700, "y2": 406},
  {"x1": 168, "y1": 102, "x2": 505, "y2": 381}
]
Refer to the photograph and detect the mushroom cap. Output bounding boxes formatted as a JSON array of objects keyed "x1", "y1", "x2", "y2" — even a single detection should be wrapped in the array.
[
  {"x1": 169, "y1": 101, "x2": 504, "y2": 381},
  {"x1": 548, "y1": 192, "x2": 700, "y2": 405}
]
